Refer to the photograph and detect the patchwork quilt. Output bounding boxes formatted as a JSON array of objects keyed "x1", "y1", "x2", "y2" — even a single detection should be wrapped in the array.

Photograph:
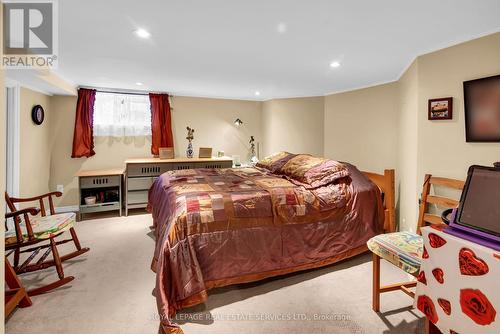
[{"x1": 148, "y1": 164, "x2": 384, "y2": 333}]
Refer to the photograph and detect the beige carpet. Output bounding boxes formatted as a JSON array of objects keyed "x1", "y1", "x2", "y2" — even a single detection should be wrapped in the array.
[{"x1": 6, "y1": 213, "x2": 424, "y2": 334}]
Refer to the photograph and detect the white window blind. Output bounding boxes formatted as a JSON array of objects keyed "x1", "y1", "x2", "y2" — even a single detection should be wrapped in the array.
[{"x1": 93, "y1": 92, "x2": 151, "y2": 137}]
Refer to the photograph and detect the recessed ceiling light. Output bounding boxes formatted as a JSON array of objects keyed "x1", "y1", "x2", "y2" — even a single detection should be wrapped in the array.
[
  {"x1": 330, "y1": 61, "x2": 341, "y2": 68},
  {"x1": 277, "y1": 22, "x2": 287, "y2": 34},
  {"x1": 135, "y1": 28, "x2": 151, "y2": 39},
  {"x1": 255, "y1": 91, "x2": 261, "y2": 96},
  {"x1": 136, "y1": 82, "x2": 144, "y2": 86}
]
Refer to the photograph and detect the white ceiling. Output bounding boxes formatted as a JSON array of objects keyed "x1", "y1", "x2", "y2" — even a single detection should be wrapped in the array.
[{"x1": 15, "y1": 0, "x2": 500, "y2": 100}]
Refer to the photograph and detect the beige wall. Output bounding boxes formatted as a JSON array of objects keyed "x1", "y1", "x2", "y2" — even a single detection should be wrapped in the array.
[
  {"x1": 416, "y1": 32, "x2": 500, "y2": 178},
  {"x1": 323, "y1": 32, "x2": 500, "y2": 232},
  {"x1": 261, "y1": 97, "x2": 324, "y2": 157},
  {"x1": 324, "y1": 82, "x2": 399, "y2": 174},
  {"x1": 397, "y1": 61, "x2": 420, "y2": 231},
  {"x1": 49, "y1": 95, "x2": 261, "y2": 207},
  {"x1": 171, "y1": 96, "x2": 261, "y2": 162},
  {"x1": 49, "y1": 95, "x2": 151, "y2": 207},
  {"x1": 410, "y1": 32, "x2": 500, "y2": 229},
  {"x1": 19, "y1": 87, "x2": 52, "y2": 198}
]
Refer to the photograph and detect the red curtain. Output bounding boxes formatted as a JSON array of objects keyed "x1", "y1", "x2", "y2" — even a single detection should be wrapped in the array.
[
  {"x1": 71, "y1": 88, "x2": 96, "y2": 158},
  {"x1": 149, "y1": 93, "x2": 174, "y2": 156}
]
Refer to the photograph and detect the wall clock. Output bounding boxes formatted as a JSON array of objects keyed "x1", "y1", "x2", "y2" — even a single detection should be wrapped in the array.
[{"x1": 31, "y1": 105, "x2": 45, "y2": 125}]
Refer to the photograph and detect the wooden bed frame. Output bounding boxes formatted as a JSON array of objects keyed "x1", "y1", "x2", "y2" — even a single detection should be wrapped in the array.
[{"x1": 362, "y1": 169, "x2": 396, "y2": 233}]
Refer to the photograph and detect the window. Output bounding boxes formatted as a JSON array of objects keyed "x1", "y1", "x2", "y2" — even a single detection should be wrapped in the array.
[{"x1": 93, "y1": 92, "x2": 151, "y2": 137}]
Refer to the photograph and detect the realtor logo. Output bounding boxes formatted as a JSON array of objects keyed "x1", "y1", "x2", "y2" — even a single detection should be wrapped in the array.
[{"x1": 2, "y1": 0, "x2": 58, "y2": 68}]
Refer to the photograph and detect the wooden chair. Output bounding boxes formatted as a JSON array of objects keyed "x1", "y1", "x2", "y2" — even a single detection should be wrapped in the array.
[
  {"x1": 367, "y1": 175, "x2": 464, "y2": 311},
  {"x1": 5, "y1": 191, "x2": 90, "y2": 295}
]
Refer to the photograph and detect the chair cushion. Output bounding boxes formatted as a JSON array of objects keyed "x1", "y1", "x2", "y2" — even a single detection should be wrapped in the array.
[
  {"x1": 367, "y1": 231, "x2": 423, "y2": 275},
  {"x1": 5, "y1": 212, "x2": 76, "y2": 245}
]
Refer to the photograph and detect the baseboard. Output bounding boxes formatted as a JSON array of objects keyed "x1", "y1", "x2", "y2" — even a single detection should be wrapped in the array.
[{"x1": 55, "y1": 205, "x2": 79, "y2": 213}]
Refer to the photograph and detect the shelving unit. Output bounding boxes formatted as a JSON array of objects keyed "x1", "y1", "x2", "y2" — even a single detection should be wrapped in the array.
[{"x1": 76, "y1": 169, "x2": 124, "y2": 220}]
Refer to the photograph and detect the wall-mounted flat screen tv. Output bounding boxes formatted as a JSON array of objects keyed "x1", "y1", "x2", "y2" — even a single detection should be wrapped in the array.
[{"x1": 464, "y1": 74, "x2": 500, "y2": 142}]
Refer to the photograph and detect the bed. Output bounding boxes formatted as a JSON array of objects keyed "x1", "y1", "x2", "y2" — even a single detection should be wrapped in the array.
[{"x1": 147, "y1": 153, "x2": 395, "y2": 333}]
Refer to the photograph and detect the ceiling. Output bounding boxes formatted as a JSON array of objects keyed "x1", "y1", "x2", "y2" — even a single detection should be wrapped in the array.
[{"x1": 10, "y1": 0, "x2": 500, "y2": 100}]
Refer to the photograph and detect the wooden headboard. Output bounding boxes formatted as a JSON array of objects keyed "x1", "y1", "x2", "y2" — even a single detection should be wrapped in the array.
[{"x1": 362, "y1": 169, "x2": 396, "y2": 233}]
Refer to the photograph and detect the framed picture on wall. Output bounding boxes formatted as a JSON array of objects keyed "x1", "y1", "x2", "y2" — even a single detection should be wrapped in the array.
[
  {"x1": 428, "y1": 97, "x2": 453, "y2": 120},
  {"x1": 464, "y1": 74, "x2": 500, "y2": 142}
]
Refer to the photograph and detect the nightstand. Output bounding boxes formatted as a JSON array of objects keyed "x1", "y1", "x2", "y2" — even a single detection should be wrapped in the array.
[{"x1": 76, "y1": 169, "x2": 124, "y2": 220}]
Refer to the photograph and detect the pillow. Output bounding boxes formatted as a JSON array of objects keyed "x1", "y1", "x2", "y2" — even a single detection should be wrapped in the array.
[
  {"x1": 280, "y1": 154, "x2": 349, "y2": 189},
  {"x1": 256, "y1": 151, "x2": 297, "y2": 173}
]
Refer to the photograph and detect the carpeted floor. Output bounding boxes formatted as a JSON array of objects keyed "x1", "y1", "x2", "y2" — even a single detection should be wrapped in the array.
[{"x1": 6, "y1": 213, "x2": 424, "y2": 334}]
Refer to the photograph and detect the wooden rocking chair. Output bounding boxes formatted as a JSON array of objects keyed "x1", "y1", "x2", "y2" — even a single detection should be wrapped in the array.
[
  {"x1": 5, "y1": 224, "x2": 32, "y2": 317},
  {"x1": 5, "y1": 191, "x2": 90, "y2": 295}
]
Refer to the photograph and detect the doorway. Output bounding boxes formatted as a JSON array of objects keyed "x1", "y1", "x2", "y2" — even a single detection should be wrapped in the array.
[{"x1": 5, "y1": 81, "x2": 20, "y2": 198}]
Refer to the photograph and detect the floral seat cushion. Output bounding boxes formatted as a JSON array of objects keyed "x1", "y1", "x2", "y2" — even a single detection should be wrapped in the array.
[
  {"x1": 367, "y1": 231, "x2": 423, "y2": 275},
  {"x1": 5, "y1": 212, "x2": 76, "y2": 245}
]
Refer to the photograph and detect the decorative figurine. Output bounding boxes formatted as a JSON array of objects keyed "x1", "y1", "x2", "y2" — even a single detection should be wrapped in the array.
[
  {"x1": 186, "y1": 126, "x2": 195, "y2": 158},
  {"x1": 249, "y1": 135, "x2": 258, "y2": 164}
]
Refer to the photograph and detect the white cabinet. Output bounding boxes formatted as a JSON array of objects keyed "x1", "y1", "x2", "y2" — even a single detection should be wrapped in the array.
[{"x1": 124, "y1": 157, "x2": 233, "y2": 215}]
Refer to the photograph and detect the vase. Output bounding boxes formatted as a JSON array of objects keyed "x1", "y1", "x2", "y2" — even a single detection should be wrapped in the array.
[{"x1": 186, "y1": 141, "x2": 194, "y2": 158}]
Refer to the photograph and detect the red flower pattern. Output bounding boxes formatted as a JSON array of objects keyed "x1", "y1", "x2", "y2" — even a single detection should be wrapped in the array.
[
  {"x1": 432, "y1": 268, "x2": 444, "y2": 284},
  {"x1": 438, "y1": 298, "x2": 451, "y2": 315},
  {"x1": 460, "y1": 289, "x2": 496, "y2": 326},
  {"x1": 459, "y1": 248, "x2": 489, "y2": 276},
  {"x1": 417, "y1": 271, "x2": 427, "y2": 285},
  {"x1": 422, "y1": 246, "x2": 429, "y2": 259},
  {"x1": 417, "y1": 295, "x2": 439, "y2": 324},
  {"x1": 428, "y1": 233, "x2": 447, "y2": 248},
  {"x1": 416, "y1": 231, "x2": 496, "y2": 333}
]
